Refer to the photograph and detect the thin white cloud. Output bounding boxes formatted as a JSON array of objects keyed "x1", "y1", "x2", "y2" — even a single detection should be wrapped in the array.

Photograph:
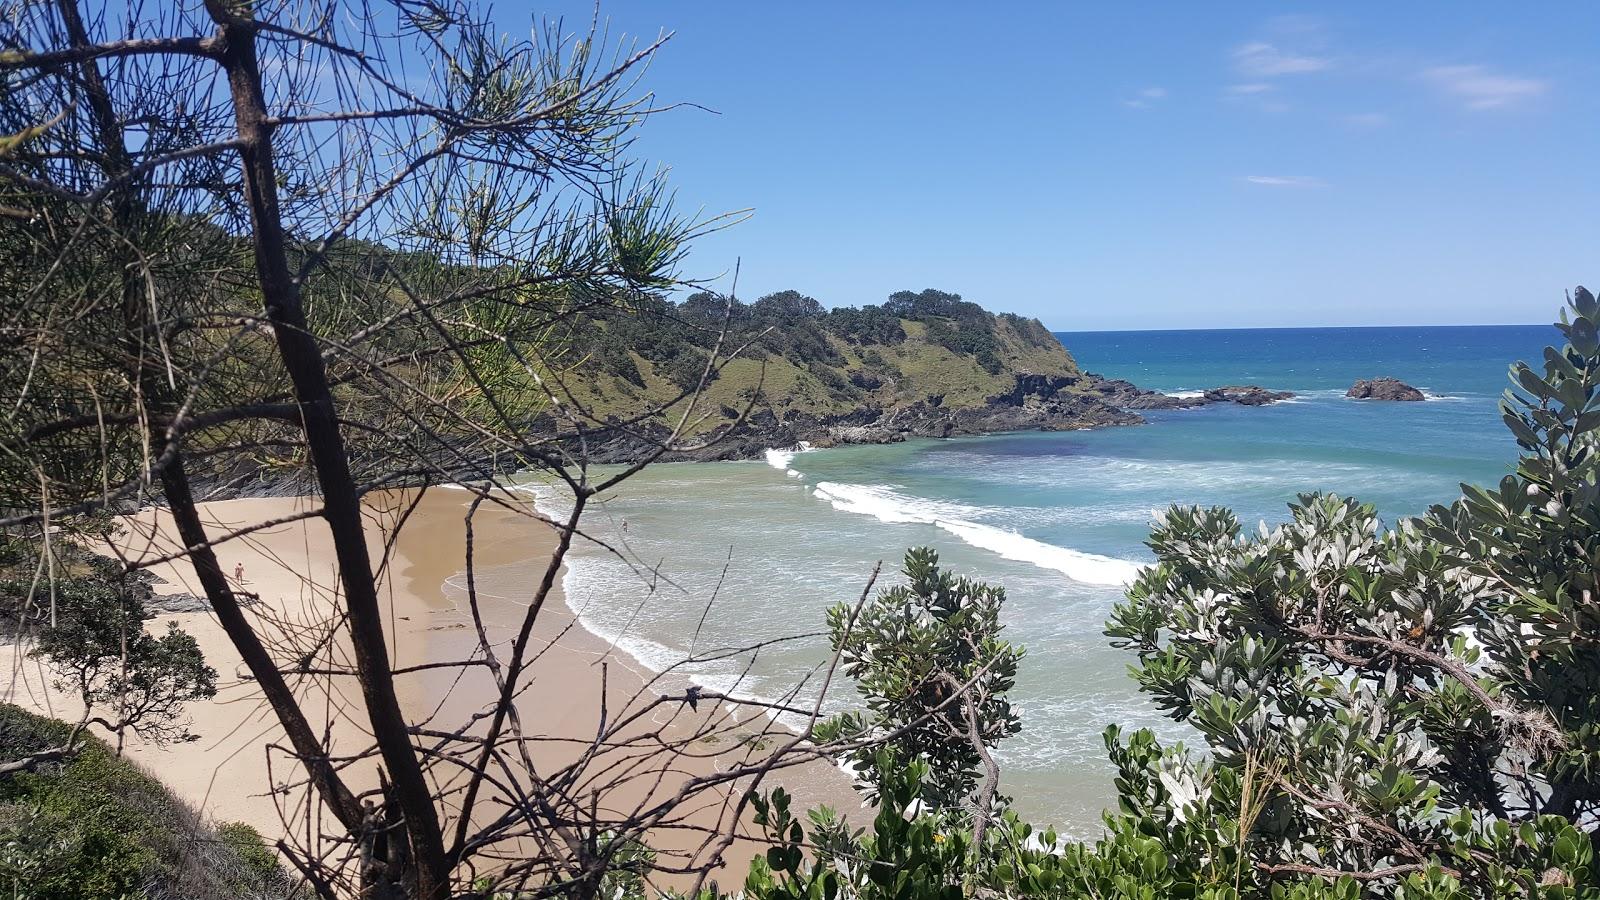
[
  {"x1": 1224, "y1": 82, "x2": 1289, "y2": 113},
  {"x1": 1344, "y1": 112, "x2": 1389, "y2": 128},
  {"x1": 1233, "y1": 41, "x2": 1330, "y2": 77},
  {"x1": 1243, "y1": 175, "x2": 1327, "y2": 188},
  {"x1": 1424, "y1": 65, "x2": 1548, "y2": 110},
  {"x1": 1123, "y1": 86, "x2": 1168, "y2": 108}
]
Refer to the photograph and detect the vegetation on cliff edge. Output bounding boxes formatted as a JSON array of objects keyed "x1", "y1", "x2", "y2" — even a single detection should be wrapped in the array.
[{"x1": 0, "y1": 703, "x2": 284, "y2": 900}]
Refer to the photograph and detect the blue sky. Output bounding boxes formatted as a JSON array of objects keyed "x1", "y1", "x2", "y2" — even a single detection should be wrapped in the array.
[{"x1": 532, "y1": 2, "x2": 1597, "y2": 330}]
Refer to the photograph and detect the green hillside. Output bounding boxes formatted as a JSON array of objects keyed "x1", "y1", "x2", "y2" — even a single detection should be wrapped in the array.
[{"x1": 545, "y1": 288, "x2": 1097, "y2": 451}]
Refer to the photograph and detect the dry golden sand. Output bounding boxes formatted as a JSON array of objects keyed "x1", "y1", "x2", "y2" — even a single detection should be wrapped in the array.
[{"x1": 0, "y1": 487, "x2": 858, "y2": 887}]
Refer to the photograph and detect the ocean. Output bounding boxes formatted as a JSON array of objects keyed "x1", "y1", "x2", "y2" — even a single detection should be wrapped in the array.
[{"x1": 529, "y1": 323, "x2": 1551, "y2": 833}]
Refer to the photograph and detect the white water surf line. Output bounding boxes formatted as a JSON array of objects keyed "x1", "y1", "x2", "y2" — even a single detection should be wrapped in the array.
[
  {"x1": 810, "y1": 481, "x2": 1144, "y2": 587},
  {"x1": 498, "y1": 475, "x2": 842, "y2": 735}
]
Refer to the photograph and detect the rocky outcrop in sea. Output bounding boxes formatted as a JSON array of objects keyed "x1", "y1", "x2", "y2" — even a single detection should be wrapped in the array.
[{"x1": 1347, "y1": 378, "x2": 1425, "y2": 401}]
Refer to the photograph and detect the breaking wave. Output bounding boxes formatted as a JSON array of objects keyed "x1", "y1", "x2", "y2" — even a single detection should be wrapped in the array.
[
  {"x1": 810, "y1": 481, "x2": 1143, "y2": 587},
  {"x1": 764, "y1": 442, "x2": 814, "y2": 473}
]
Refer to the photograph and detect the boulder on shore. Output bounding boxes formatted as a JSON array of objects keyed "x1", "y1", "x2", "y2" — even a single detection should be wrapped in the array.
[{"x1": 1347, "y1": 378, "x2": 1425, "y2": 401}]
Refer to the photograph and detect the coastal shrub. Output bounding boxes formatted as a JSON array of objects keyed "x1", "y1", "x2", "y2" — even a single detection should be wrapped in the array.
[
  {"x1": 820, "y1": 547, "x2": 1022, "y2": 810},
  {"x1": 922, "y1": 317, "x2": 1004, "y2": 375},
  {"x1": 680, "y1": 291, "x2": 751, "y2": 325},
  {"x1": 215, "y1": 822, "x2": 288, "y2": 892},
  {"x1": 1106, "y1": 290, "x2": 1600, "y2": 891},
  {"x1": 743, "y1": 756, "x2": 971, "y2": 900},
  {"x1": 0, "y1": 704, "x2": 285, "y2": 900},
  {"x1": 657, "y1": 347, "x2": 719, "y2": 393},
  {"x1": 0, "y1": 743, "x2": 164, "y2": 899},
  {"x1": 849, "y1": 370, "x2": 884, "y2": 391},
  {"x1": 998, "y1": 312, "x2": 1058, "y2": 349},
  {"x1": 734, "y1": 292, "x2": 1600, "y2": 900},
  {"x1": 751, "y1": 290, "x2": 826, "y2": 322},
  {"x1": 33, "y1": 575, "x2": 217, "y2": 750},
  {"x1": 807, "y1": 359, "x2": 860, "y2": 400}
]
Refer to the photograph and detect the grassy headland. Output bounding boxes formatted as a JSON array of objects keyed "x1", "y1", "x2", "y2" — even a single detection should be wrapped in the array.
[{"x1": 546, "y1": 287, "x2": 1269, "y2": 461}]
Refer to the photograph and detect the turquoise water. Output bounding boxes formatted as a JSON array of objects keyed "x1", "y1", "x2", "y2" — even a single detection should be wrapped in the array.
[{"x1": 537, "y1": 323, "x2": 1551, "y2": 833}]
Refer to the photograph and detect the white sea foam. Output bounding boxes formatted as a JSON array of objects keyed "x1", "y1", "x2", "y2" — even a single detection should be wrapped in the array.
[
  {"x1": 763, "y1": 441, "x2": 815, "y2": 472},
  {"x1": 556, "y1": 552, "x2": 767, "y2": 704},
  {"x1": 764, "y1": 447, "x2": 797, "y2": 470},
  {"x1": 1165, "y1": 390, "x2": 1207, "y2": 399},
  {"x1": 962, "y1": 453, "x2": 1387, "y2": 495},
  {"x1": 811, "y1": 481, "x2": 1143, "y2": 587},
  {"x1": 510, "y1": 484, "x2": 838, "y2": 735},
  {"x1": 810, "y1": 481, "x2": 981, "y2": 523},
  {"x1": 937, "y1": 520, "x2": 1144, "y2": 586}
]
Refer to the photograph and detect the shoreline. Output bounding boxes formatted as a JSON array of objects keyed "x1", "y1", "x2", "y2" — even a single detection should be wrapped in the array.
[
  {"x1": 570, "y1": 375, "x2": 1294, "y2": 464},
  {"x1": 0, "y1": 487, "x2": 859, "y2": 886}
]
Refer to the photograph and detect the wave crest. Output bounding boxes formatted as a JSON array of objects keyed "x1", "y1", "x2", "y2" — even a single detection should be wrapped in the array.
[
  {"x1": 764, "y1": 441, "x2": 815, "y2": 472},
  {"x1": 811, "y1": 482, "x2": 1143, "y2": 587}
]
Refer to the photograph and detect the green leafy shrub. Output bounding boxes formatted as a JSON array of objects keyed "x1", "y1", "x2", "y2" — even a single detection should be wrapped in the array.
[
  {"x1": 822, "y1": 547, "x2": 1022, "y2": 811},
  {"x1": 0, "y1": 704, "x2": 286, "y2": 900},
  {"x1": 33, "y1": 581, "x2": 216, "y2": 749},
  {"x1": 216, "y1": 822, "x2": 286, "y2": 892},
  {"x1": 1107, "y1": 290, "x2": 1600, "y2": 893},
  {"x1": 922, "y1": 319, "x2": 1004, "y2": 374},
  {"x1": 0, "y1": 537, "x2": 215, "y2": 757}
]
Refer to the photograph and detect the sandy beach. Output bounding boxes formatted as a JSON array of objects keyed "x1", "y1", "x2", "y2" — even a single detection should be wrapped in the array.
[{"x1": 0, "y1": 486, "x2": 858, "y2": 887}]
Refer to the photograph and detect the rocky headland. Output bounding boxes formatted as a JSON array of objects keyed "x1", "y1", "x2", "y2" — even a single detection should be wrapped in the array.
[
  {"x1": 586, "y1": 371, "x2": 1295, "y2": 462},
  {"x1": 524, "y1": 288, "x2": 1299, "y2": 463}
]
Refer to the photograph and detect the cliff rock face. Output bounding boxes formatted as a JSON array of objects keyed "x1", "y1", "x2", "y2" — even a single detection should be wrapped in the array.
[{"x1": 1347, "y1": 378, "x2": 1425, "y2": 401}]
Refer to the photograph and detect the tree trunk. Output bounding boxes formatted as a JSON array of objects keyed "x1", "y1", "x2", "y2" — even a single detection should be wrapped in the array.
[
  {"x1": 52, "y1": 0, "x2": 369, "y2": 843},
  {"x1": 201, "y1": 4, "x2": 448, "y2": 896}
]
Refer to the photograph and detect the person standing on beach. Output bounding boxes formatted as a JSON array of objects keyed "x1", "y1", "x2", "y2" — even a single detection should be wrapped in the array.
[{"x1": 234, "y1": 561, "x2": 245, "y2": 584}]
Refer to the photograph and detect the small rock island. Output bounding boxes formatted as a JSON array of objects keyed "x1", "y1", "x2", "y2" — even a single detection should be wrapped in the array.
[
  {"x1": 1202, "y1": 385, "x2": 1296, "y2": 406},
  {"x1": 1347, "y1": 378, "x2": 1426, "y2": 401}
]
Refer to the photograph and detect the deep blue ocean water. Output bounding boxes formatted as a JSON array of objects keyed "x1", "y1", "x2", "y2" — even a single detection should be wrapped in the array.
[{"x1": 530, "y1": 322, "x2": 1554, "y2": 832}]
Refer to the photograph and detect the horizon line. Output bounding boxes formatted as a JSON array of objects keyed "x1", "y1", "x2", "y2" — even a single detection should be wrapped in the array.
[{"x1": 1050, "y1": 320, "x2": 1550, "y2": 334}]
